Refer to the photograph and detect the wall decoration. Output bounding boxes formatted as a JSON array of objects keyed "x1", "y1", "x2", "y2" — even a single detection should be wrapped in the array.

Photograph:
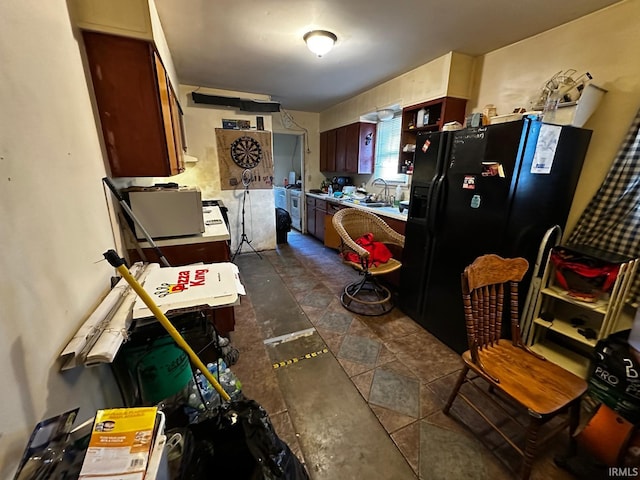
[{"x1": 215, "y1": 129, "x2": 273, "y2": 190}]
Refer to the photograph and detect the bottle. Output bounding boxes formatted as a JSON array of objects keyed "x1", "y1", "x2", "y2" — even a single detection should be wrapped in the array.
[
  {"x1": 327, "y1": 184, "x2": 333, "y2": 195},
  {"x1": 416, "y1": 108, "x2": 427, "y2": 128},
  {"x1": 395, "y1": 185, "x2": 402, "y2": 206}
]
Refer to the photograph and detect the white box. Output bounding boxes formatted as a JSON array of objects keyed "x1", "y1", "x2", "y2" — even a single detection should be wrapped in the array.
[
  {"x1": 128, "y1": 187, "x2": 204, "y2": 239},
  {"x1": 550, "y1": 83, "x2": 607, "y2": 127}
]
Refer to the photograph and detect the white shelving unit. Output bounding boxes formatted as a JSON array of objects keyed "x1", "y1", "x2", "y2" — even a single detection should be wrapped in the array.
[{"x1": 524, "y1": 245, "x2": 639, "y2": 379}]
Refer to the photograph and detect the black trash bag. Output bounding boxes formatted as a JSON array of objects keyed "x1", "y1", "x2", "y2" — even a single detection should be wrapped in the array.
[
  {"x1": 183, "y1": 399, "x2": 309, "y2": 480},
  {"x1": 275, "y1": 208, "x2": 292, "y2": 232},
  {"x1": 588, "y1": 330, "x2": 640, "y2": 423}
]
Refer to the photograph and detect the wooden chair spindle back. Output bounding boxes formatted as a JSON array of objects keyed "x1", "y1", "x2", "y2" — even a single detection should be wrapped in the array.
[{"x1": 462, "y1": 255, "x2": 529, "y2": 361}]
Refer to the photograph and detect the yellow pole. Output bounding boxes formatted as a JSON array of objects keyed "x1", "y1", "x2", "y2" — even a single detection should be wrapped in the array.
[{"x1": 104, "y1": 251, "x2": 230, "y2": 402}]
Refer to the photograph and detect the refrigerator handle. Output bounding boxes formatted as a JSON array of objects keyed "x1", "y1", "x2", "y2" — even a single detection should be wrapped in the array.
[{"x1": 428, "y1": 175, "x2": 445, "y2": 233}]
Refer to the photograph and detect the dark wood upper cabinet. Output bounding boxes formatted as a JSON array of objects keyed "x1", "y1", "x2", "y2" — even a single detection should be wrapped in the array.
[
  {"x1": 319, "y1": 129, "x2": 336, "y2": 172},
  {"x1": 348, "y1": 122, "x2": 375, "y2": 174},
  {"x1": 82, "y1": 31, "x2": 184, "y2": 177},
  {"x1": 320, "y1": 122, "x2": 375, "y2": 174},
  {"x1": 335, "y1": 126, "x2": 347, "y2": 173}
]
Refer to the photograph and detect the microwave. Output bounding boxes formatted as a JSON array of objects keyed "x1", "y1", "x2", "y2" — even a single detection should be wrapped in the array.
[{"x1": 127, "y1": 187, "x2": 205, "y2": 239}]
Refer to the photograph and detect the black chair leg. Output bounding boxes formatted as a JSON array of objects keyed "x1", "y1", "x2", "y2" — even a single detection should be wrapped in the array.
[{"x1": 340, "y1": 274, "x2": 394, "y2": 316}]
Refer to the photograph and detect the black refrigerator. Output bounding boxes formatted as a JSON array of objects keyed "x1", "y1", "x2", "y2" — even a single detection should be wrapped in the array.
[{"x1": 398, "y1": 117, "x2": 592, "y2": 354}]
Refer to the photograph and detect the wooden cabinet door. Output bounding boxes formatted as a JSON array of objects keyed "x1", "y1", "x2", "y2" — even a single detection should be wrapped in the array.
[
  {"x1": 357, "y1": 123, "x2": 375, "y2": 174},
  {"x1": 154, "y1": 53, "x2": 184, "y2": 175},
  {"x1": 82, "y1": 31, "x2": 184, "y2": 177},
  {"x1": 326, "y1": 129, "x2": 337, "y2": 172},
  {"x1": 320, "y1": 131, "x2": 328, "y2": 172},
  {"x1": 315, "y1": 199, "x2": 327, "y2": 241},
  {"x1": 344, "y1": 123, "x2": 360, "y2": 173},
  {"x1": 306, "y1": 196, "x2": 316, "y2": 236},
  {"x1": 335, "y1": 126, "x2": 347, "y2": 172},
  {"x1": 320, "y1": 129, "x2": 338, "y2": 173},
  {"x1": 324, "y1": 202, "x2": 346, "y2": 249},
  {"x1": 342, "y1": 122, "x2": 375, "y2": 174}
]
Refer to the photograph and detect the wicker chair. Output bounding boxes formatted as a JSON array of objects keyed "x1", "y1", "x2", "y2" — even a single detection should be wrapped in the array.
[{"x1": 332, "y1": 208, "x2": 405, "y2": 315}]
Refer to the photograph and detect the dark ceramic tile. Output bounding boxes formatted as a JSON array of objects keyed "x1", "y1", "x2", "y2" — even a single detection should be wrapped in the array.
[
  {"x1": 231, "y1": 232, "x2": 571, "y2": 480},
  {"x1": 351, "y1": 369, "x2": 374, "y2": 400},
  {"x1": 315, "y1": 309, "x2": 353, "y2": 335},
  {"x1": 338, "y1": 334, "x2": 381, "y2": 366},
  {"x1": 369, "y1": 368, "x2": 420, "y2": 418},
  {"x1": 299, "y1": 290, "x2": 335, "y2": 309},
  {"x1": 419, "y1": 419, "x2": 512, "y2": 480},
  {"x1": 393, "y1": 349, "x2": 463, "y2": 384},
  {"x1": 370, "y1": 404, "x2": 418, "y2": 434},
  {"x1": 376, "y1": 344, "x2": 399, "y2": 367},
  {"x1": 420, "y1": 383, "x2": 444, "y2": 419},
  {"x1": 365, "y1": 314, "x2": 426, "y2": 341},
  {"x1": 391, "y1": 420, "x2": 421, "y2": 476},
  {"x1": 337, "y1": 357, "x2": 374, "y2": 378}
]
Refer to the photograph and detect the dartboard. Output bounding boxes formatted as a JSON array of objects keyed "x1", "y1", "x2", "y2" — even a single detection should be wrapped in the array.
[{"x1": 230, "y1": 136, "x2": 263, "y2": 169}]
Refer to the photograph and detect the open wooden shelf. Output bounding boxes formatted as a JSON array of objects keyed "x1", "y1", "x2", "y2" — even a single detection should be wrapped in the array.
[{"x1": 398, "y1": 97, "x2": 467, "y2": 174}]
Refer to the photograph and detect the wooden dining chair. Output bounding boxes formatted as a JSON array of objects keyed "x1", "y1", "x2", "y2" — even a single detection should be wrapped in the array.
[
  {"x1": 443, "y1": 254, "x2": 588, "y2": 480},
  {"x1": 332, "y1": 208, "x2": 404, "y2": 315}
]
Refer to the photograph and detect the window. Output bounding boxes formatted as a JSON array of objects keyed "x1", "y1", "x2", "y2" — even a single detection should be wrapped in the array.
[{"x1": 373, "y1": 112, "x2": 406, "y2": 183}]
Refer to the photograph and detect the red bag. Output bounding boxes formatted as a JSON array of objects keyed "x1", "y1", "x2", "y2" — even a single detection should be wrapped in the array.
[
  {"x1": 550, "y1": 246, "x2": 620, "y2": 301},
  {"x1": 343, "y1": 233, "x2": 392, "y2": 267}
]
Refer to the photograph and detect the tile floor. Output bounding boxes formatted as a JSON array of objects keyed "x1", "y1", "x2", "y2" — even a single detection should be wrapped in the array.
[{"x1": 230, "y1": 231, "x2": 580, "y2": 480}]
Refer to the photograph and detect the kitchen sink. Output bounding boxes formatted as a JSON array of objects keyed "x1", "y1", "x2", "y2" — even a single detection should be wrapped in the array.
[{"x1": 343, "y1": 199, "x2": 390, "y2": 208}]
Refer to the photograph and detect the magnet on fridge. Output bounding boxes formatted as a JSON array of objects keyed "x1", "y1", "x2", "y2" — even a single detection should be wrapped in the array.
[
  {"x1": 462, "y1": 175, "x2": 476, "y2": 189},
  {"x1": 471, "y1": 195, "x2": 481, "y2": 208},
  {"x1": 422, "y1": 139, "x2": 431, "y2": 153}
]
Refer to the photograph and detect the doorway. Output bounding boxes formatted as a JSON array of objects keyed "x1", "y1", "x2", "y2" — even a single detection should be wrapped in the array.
[{"x1": 273, "y1": 132, "x2": 304, "y2": 231}]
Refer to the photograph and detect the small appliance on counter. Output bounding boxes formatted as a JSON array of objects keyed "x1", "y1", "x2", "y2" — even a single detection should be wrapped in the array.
[
  {"x1": 126, "y1": 185, "x2": 205, "y2": 239},
  {"x1": 331, "y1": 176, "x2": 353, "y2": 192}
]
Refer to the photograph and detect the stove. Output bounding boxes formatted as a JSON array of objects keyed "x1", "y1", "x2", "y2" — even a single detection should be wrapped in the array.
[{"x1": 289, "y1": 189, "x2": 301, "y2": 231}]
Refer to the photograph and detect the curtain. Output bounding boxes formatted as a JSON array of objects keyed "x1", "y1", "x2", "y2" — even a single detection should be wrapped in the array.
[{"x1": 567, "y1": 107, "x2": 640, "y2": 303}]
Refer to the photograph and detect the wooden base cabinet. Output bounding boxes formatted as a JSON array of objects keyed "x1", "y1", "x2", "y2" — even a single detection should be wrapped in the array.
[
  {"x1": 82, "y1": 31, "x2": 185, "y2": 177},
  {"x1": 127, "y1": 240, "x2": 230, "y2": 266},
  {"x1": 306, "y1": 196, "x2": 327, "y2": 242},
  {"x1": 324, "y1": 202, "x2": 347, "y2": 249}
]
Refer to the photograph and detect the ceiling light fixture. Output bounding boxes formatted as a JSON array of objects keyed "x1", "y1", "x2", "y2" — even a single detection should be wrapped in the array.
[
  {"x1": 303, "y1": 30, "x2": 337, "y2": 57},
  {"x1": 377, "y1": 109, "x2": 395, "y2": 122}
]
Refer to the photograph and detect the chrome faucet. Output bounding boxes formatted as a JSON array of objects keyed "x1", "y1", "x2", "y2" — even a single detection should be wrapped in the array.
[{"x1": 371, "y1": 178, "x2": 390, "y2": 204}]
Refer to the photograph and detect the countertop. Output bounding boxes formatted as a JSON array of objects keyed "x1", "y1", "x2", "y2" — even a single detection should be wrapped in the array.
[
  {"x1": 133, "y1": 205, "x2": 230, "y2": 248},
  {"x1": 306, "y1": 192, "x2": 408, "y2": 221}
]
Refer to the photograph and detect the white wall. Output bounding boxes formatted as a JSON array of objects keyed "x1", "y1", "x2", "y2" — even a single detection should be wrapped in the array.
[
  {"x1": 0, "y1": 1, "x2": 123, "y2": 475},
  {"x1": 320, "y1": 51, "x2": 475, "y2": 131},
  {"x1": 471, "y1": 0, "x2": 640, "y2": 237}
]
